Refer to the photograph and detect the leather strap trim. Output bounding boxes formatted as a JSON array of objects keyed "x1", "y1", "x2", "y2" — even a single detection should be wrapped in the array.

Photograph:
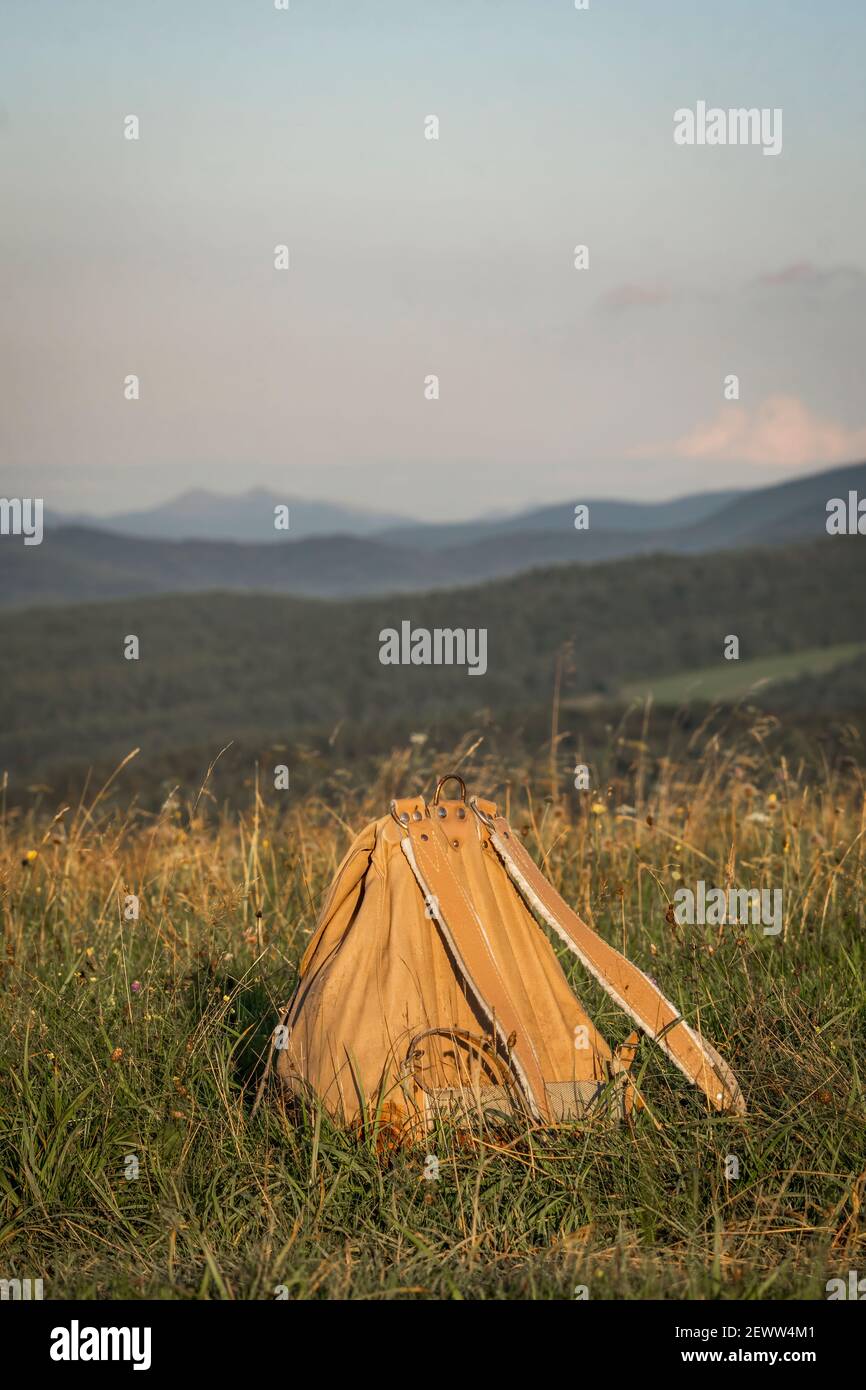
[{"x1": 482, "y1": 813, "x2": 745, "y2": 1115}]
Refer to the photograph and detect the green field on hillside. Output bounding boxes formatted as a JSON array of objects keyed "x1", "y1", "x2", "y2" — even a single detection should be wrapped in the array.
[{"x1": 620, "y1": 642, "x2": 866, "y2": 706}]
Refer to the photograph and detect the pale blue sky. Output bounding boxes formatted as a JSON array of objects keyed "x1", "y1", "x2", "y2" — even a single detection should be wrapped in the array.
[{"x1": 2, "y1": 0, "x2": 865, "y2": 519}]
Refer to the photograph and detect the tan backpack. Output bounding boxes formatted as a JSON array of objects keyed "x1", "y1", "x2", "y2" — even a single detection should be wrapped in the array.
[{"x1": 261, "y1": 776, "x2": 744, "y2": 1137}]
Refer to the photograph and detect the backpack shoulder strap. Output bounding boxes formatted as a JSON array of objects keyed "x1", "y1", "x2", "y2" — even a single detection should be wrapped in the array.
[
  {"x1": 473, "y1": 803, "x2": 745, "y2": 1115},
  {"x1": 400, "y1": 817, "x2": 551, "y2": 1123}
]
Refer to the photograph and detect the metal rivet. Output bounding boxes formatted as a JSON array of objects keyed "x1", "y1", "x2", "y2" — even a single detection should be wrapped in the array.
[
  {"x1": 451, "y1": 839, "x2": 459, "y2": 849},
  {"x1": 421, "y1": 833, "x2": 428, "y2": 841},
  {"x1": 399, "y1": 812, "x2": 409, "y2": 825},
  {"x1": 412, "y1": 810, "x2": 422, "y2": 821},
  {"x1": 456, "y1": 807, "x2": 466, "y2": 819},
  {"x1": 437, "y1": 807, "x2": 447, "y2": 818}
]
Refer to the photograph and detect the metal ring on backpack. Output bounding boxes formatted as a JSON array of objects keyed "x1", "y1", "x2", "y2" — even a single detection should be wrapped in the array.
[
  {"x1": 404, "y1": 1026, "x2": 525, "y2": 1104},
  {"x1": 468, "y1": 796, "x2": 495, "y2": 829},
  {"x1": 432, "y1": 774, "x2": 467, "y2": 805}
]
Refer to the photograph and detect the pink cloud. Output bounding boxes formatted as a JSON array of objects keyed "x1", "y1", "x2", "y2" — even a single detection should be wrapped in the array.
[
  {"x1": 756, "y1": 261, "x2": 819, "y2": 286},
  {"x1": 755, "y1": 261, "x2": 865, "y2": 288},
  {"x1": 671, "y1": 395, "x2": 866, "y2": 467},
  {"x1": 598, "y1": 283, "x2": 673, "y2": 311}
]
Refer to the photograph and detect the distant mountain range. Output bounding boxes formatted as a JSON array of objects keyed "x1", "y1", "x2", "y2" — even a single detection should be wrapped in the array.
[
  {"x1": 377, "y1": 460, "x2": 864, "y2": 553},
  {"x1": 375, "y1": 489, "x2": 743, "y2": 549},
  {"x1": 4, "y1": 459, "x2": 863, "y2": 608},
  {"x1": 45, "y1": 485, "x2": 745, "y2": 545},
  {"x1": 47, "y1": 489, "x2": 413, "y2": 543}
]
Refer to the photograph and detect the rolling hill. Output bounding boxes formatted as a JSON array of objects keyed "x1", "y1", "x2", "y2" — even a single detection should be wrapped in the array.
[{"x1": 0, "y1": 520, "x2": 787, "y2": 609}]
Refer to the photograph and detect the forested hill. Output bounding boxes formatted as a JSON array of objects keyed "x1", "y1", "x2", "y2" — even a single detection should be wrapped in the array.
[{"x1": 1, "y1": 538, "x2": 864, "y2": 785}]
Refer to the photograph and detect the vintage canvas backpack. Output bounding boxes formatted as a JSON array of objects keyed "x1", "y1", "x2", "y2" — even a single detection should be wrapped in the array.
[{"x1": 261, "y1": 776, "x2": 744, "y2": 1136}]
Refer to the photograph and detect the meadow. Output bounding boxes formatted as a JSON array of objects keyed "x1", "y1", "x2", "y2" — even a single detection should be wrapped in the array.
[{"x1": 2, "y1": 714, "x2": 864, "y2": 1300}]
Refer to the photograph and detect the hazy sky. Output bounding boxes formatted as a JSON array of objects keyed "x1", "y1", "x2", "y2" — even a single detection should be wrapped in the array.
[{"x1": 3, "y1": 0, "x2": 866, "y2": 521}]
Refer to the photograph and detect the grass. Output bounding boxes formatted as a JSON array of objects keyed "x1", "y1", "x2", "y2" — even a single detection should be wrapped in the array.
[
  {"x1": 620, "y1": 642, "x2": 866, "y2": 707},
  {"x1": 1, "y1": 725, "x2": 865, "y2": 1300}
]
